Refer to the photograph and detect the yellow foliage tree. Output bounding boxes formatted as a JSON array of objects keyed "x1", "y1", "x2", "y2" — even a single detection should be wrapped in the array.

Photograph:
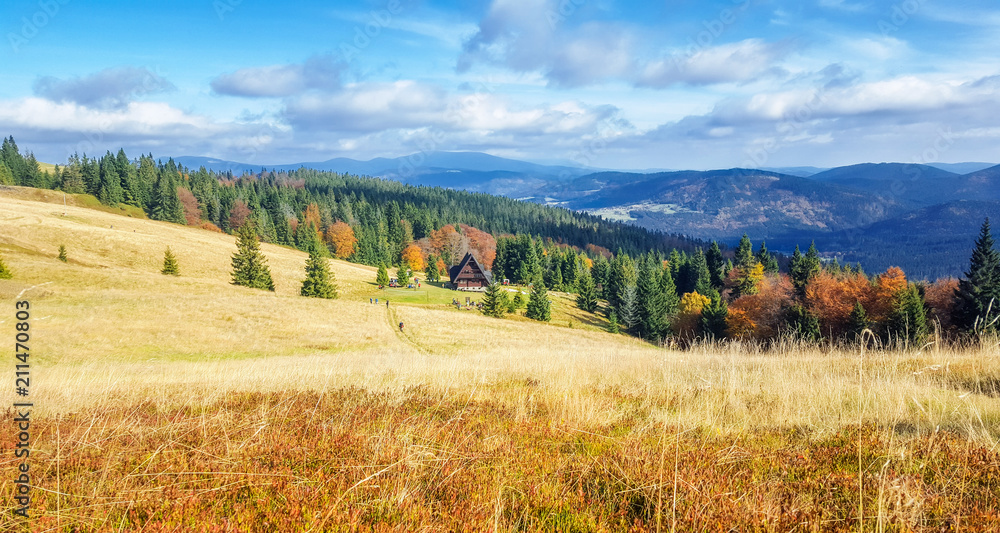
[
  {"x1": 401, "y1": 244, "x2": 426, "y2": 272},
  {"x1": 676, "y1": 291, "x2": 710, "y2": 338}
]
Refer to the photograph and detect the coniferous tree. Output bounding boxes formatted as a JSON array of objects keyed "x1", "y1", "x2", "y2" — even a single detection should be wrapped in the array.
[
  {"x1": 735, "y1": 234, "x2": 755, "y2": 268},
  {"x1": 888, "y1": 284, "x2": 927, "y2": 344},
  {"x1": 0, "y1": 251, "x2": 12, "y2": 279},
  {"x1": 376, "y1": 263, "x2": 390, "y2": 287},
  {"x1": 395, "y1": 264, "x2": 410, "y2": 286},
  {"x1": 300, "y1": 249, "x2": 338, "y2": 299},
  {"x1": 58, "y1": 245, "x2": 67, "y2": 263},
  {"x1": 575, "y1": 269, "x2": 599, "y2": 312},
  {"x1": 757, "y1": 241, "x2": 779, "y2": 274},
  {"x1": 846, "y1": 301, "x2": 869, "y2": 342},
  {"x1": 706, "y1": 241, "x2": 725, "y2": 290},
  {"x1": 426, "y1": 255, "x2": 440, "y2": 282},
  {"x1": 231, "y1": 222, "x2": 275, "y2": 291},
  {"x1": 953, "y1": 218, "x2": 1000, "y2": 333},
  {"x1": 512, "y1": 291, "x2": 525, "y2": 310},
  {"x1": 700, "y1": 294, "x2": 729, "y2": 340},
  {"x1": 0, "y1": 162, "x2": 14, "y2": 185},
  {"x1": 161, "y1": 247, "x2": 179, "y2": 276},
  {"x1": 526, "y1": 279, "x2": 551, "y2": 322},
  {"x1": 636, "y1": 256, "x2": 667, "y2": 340},
  {"x1": 617, "y1": 284, "x2": 639, "y2": 332},
  {"x1": 790, "y1": 243, "x2": 821, "y2": 296},
  {"x1": 481, "y1": 281, "x2": 509, "y2": 318},
  {"x1": 607, "y1": 310, "x2": 621, "y2": 333},
  {"x1": 786, "y1": 305, "x2": 821, "y2": 342}
]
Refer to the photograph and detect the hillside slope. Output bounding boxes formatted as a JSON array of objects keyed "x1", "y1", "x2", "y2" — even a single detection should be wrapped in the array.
[{"x1": 0, "y1": 186, "x2": 641, "y2": 413}]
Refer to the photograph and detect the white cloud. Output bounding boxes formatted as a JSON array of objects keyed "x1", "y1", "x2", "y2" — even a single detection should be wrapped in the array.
[
  {"x1": 211, "y1": 55, "x2": 344, "y2": 98},
  {"x1": 638, "y1": 39, "x2": 790, "y2": 87},
  {"x1": 32, "y1": 67, "x2": 175, "y2": 109}
]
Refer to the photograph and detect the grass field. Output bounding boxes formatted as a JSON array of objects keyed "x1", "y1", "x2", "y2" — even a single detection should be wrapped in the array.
[{"x1": 0, "y1": 186, "x2": 998, "y2": 531}]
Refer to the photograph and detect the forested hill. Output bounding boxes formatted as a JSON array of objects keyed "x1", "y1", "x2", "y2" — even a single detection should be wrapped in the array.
[{"x1": 0, "y1": 137, "x2": 704, "y2": 267}]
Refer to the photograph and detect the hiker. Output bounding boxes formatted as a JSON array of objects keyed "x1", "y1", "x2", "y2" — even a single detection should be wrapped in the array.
[
  {"x1": 399, "y1": 321, "x2": 404, "y2": 332},
  {"x1": 375, "y1": 298, "x2": 378, "y2": 304},
  {"x1": 386, "y1": 300, "x2": 389, "y2": 308},
  {"x1": 370, "y1": 298, "x2": 373, "y2": 304}
]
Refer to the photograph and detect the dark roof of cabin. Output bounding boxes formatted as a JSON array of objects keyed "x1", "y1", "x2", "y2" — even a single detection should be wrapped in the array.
[{"x1": 448, "y1": 252, "x2": 493, "y2": 284}]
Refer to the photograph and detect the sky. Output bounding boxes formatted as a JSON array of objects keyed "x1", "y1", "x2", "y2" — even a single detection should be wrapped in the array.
[{"x1": 1, "y1": 0, "x2": 998, "y2": 170}]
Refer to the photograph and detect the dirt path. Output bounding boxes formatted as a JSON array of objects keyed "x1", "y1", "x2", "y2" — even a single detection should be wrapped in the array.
[{"x1": 386, "y1": 304, "x2": 430, "y2": 355}]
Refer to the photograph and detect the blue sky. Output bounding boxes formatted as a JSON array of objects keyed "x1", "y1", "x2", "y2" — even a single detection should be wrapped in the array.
[{"x1": 1, "y1": 0, "x2": 998, "y2": 169}]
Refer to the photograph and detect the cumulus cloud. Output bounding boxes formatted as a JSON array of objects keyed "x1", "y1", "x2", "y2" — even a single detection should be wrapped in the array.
[
  {"x1": 459, "y1": 0, "x2": 789, "y2": 88},
  {"x1": 32, "y1": 67, "x2": 175, "y2": 109},
  {"x1": 637, "y1": 39, "x2": 791, "y2": 88},
  {"x1": 211, "y1": 55, "x2": 345, "y2": 97}
]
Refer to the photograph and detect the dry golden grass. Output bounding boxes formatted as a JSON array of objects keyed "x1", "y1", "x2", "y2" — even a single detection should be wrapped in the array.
[{"x1": 1, "y1": 186, "x2": 998, "y2": 531}]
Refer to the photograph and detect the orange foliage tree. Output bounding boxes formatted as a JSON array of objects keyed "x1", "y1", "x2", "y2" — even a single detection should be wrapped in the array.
[
  {"x1": 228, "y1": 200, "x2": 251, "y2": 230},
  {"x1": 868, "y1": 267, "x2": 908, "y2": 323},
  {"x1": 325, "y1": 221, "x2": 357, "y2": 259},
  {"x1": 177, "y1": 188, "x2": 201, "y2": 226},
  {"x1": 302, "y1": 203, "x2": 322, "y2": 231},
  {"x1": 805, "y1": 271, "x2": 873, "y2": 338},
  {"x1": 401, "y1": 244, "x2": 426, "y2": 272},
  {"x1": 924, "y1": 278, "x2": 959, "y2": 331},
  {"x1": 460, "y1": 224, "x2": 496, "y2": 270},
  {"x1": 729, "y1": 274, "x2": 794, "y2": 339}
]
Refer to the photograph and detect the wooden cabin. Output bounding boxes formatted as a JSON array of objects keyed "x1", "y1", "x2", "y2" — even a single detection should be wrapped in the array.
[{"x1": 448, "y1": 252, "x2": 493, "y2": 290}]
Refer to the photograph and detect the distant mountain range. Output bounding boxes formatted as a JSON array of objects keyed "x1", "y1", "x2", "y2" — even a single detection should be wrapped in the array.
[{"x1": 173, "y1": 152, "x2": 999, "y2": 279}]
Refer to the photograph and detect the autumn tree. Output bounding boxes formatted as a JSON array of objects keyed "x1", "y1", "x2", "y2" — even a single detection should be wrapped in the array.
[
  {"x1": 804, "y1": 271, "x2": 873, "y2": 338},
  {"x1": 325, "y1": 221, "x2": 357, "y2": 259},
  {"x1": 676, "y1": 291, "x2": 710, "y2": 339},
  {"x1": 228, "y1": 200, "x2": 251, "y2": 230},
  {"x1": 401, "y1": 244, "x2": 425, "y2": 272},
  {"x1": 924, "y1": 278, "x2": 958, "y2": 332},
  {"x1": 728, "y1": 274, "x2": 794, "y2": 340},
  {"x1": 177, "y1": 188, "x2": 201, "y2": 226}
]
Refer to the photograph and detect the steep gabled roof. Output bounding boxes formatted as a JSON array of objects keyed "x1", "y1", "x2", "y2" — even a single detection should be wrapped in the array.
[{"x1": 449, "y1": 252, "x2": 493, "y2": 284}]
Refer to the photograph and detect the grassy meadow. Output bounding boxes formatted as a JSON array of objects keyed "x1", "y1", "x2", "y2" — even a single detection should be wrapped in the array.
[{"x1": 0, "y1": 186, "x2": 998, "y2": 531}]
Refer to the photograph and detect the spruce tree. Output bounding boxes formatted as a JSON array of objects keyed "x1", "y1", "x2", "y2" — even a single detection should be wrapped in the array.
[
  {"x1": 231, "y1": 222, "x2": 275, "y2": 291},
  {"x1": 617, "y1": 284, "x2": 639, "y2": 332},
  {"x1": 395, "y1": 264, "x2": 410, "y2": 286},
  {"x1": 0, "y1": 162, "x2": 14, "y2": 185},
  {"x1": 700, "y1": 294, "x2": 729, "y2": 339},
  {"x1": 58, "y1": 245, "x2": 67, "y2": 263},
  {"x1": 706, "y1": 241, "x2": 725, "y2": 290},
  {"x1": 607, "y1": 310, "x2": 621, "y2": 334},
  {"x1": 376, "y1": 263, "x2": 390, "y2": 287},
  {"x1": 512, "y1": 292, "x2": 525, "y2": 310},
  {"x1": 575, "y1": 270, "x2": 598, "y2": 313},
  {"x1": 0, "y1": 251, "x2": 12, "y2": 279},
  {"x1": 790, "y1": 243, "x2": 821, "y2": 296},
  {"x1": 846, "y1": 301, "x2": 869, "y2": 342},
  {"x1": 426, "y1": 255, "x2": 440, "y2": 282},
  {"x1": 526, "y1": 279, "x2": 551, "y2": 322},
  {"x1": 888, "y1": 284, "x2": 927, "y2": 344},
  {"x1": 757, "y1": 241, "x2": 779, "y2": 273},
  {"x1": 786, "y1": 305, "x2": 821, "y2": 342},
  {"x1": 636, "y1": 256, "x2": 666, "y2": 340},
  {"x1": 953, "y1": 218, "x2": 1000, "y2": 333},
  {"x1": 735, "y1": 234, "x2": 755, "y2": 268},
  {"x1": 300, "y1": 249, "x2": 338, "y2": 299},
  {"x1": 161, "y1": 247, "x2": 179, "y2": 276},
  {"x1": 481, "y1": 281, "x2": 509, "y2": 318}
]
